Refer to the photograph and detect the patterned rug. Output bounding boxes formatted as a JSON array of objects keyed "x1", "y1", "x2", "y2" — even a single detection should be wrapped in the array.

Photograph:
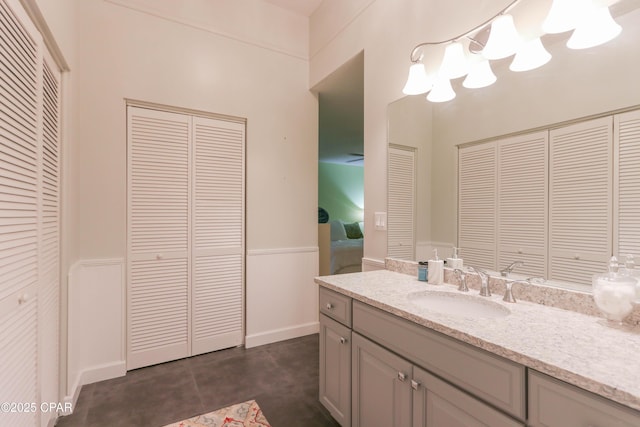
[{"x1": 163, "y1": 400, "x2": 271, "y2": 427}]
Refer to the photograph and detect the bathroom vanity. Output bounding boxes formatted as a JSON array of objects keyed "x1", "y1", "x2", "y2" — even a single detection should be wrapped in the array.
[{"x1": 316, "y1": 269, "x2": 640, "y2": 427}]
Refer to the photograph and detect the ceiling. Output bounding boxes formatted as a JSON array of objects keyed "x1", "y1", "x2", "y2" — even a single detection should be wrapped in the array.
[{"x1": 263, "y1": 0, "x2": 323, "y2": 16}]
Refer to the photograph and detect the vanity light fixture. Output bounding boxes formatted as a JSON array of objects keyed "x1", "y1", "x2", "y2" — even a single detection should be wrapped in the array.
[{"x1": 402, "y1": 0, "x2": 623, "y2": 102}]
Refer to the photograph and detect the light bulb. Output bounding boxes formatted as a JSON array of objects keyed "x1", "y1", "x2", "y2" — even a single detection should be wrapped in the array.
[
  {"x1": 427, "y1": 75, "x2": 456, "y2": 103},
  {"x1": 482, "y1": 14, "x2": 522, "y2": 60},
  {"x1": 402, "y1": 63, "x2": 433, "y2": 95},
  {"x1": 463, "y1": 56, "x2": 497, "y2": 89},
  {"x1": 567, "y1": 5, "x2": 622, "y2": 49},
  {"x1": 510, "y1": 38, "x2": 552, "y2": 72},
  {"x1": 440, "y1": 41, "x2": 469, "y2": 79},
  {"x1": 542, "y1": 0, "x2": 583, "y2": 34}
]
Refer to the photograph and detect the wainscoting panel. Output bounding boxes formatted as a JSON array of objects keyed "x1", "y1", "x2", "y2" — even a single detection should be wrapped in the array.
[
  {"x1": 66, "y1": 259, "x2": 126, "y2": 407},
  {"x1": 246, "y1": 247, "x2": 320, "y2": 348}
]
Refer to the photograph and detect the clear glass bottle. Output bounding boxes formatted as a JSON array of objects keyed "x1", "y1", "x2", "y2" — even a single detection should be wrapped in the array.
[
  {"x1": 619, "y1": 254, "x2": 640, "y2": 302},
  {"x1": 592, "y1": 256, "x2": 637, "y2": 323}
]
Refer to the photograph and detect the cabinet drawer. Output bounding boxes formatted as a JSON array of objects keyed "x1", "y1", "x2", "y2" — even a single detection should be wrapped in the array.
[
  {"x1": 528, "y1": 370, "x2": 640, "y2": 427},
  {"x1": 353, "y1": 301, "x2": 525, "y2": 419},
  {"x1": 320, "y1": 287, "x2": 352, "y2": 327}
]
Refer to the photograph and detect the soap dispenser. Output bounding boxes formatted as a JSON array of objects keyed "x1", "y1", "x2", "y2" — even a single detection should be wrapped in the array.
[
  {"x1": 428, "y1": 249, "x2": 444, "y2": 285},
  {"x1": 446, "y1": 247, "x2": 463, "y2": 270}
]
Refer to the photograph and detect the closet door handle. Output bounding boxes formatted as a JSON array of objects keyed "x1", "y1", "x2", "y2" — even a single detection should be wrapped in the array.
[
  {"x1": 326, "y1": 303, "x2": 333, "y2": 310},
  {"x1": 339, "y1": 337, "x2": 347, "y2": 344},
  {"x1": 397, "y1": 372, "x2": 407, "y2": 382},
  {"x1": 411, "y1": 380, "x2": 421, "y2": 390}
]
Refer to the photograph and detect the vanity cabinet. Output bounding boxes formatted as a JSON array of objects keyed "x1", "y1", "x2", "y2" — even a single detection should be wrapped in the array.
[
  {"x1": 352, "y1": 333, "x2": 411, "y2": 427},
  {"x1": 319, "y1": 288, "x2": 352, "y2": 426},
  {"x1": 352, "y1": 332, "x2": 522, "y2": 427},
  {"x1": 412, "y1": 365, "x2": 523, "y2": 427},
  {"x1": 528, "y1": 370, "x2": 639, "y2": 427}
]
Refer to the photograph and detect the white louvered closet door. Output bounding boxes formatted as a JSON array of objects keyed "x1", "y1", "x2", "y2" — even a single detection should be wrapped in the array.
[
  {"x1": 387, "y1": 146, "x2": 416, "y2": 260},
  {"x1": 192, "y1": 117, "x2": 244, "y2": 355},
  {"x1": 0, "y1": 0, "x2": 41, "y2": 425},
  {"x1": 497, "y1": 132, "x2": 548, "y2": 278},
  {"x1": 614, "y1": 110, "x2": 640, "y2": 257},
  {"x1": 458, "y1": 143, "x2": 497, "y2": 270},
  {"x1": 549, "y1": 117, "x2": 612, "y2": 285},
  {"x1": 38, "y1": 49, "x2": 61, "y2": 427},
  {"x1": 127, "y1": 107, "x2": 191, "y2": 370}
]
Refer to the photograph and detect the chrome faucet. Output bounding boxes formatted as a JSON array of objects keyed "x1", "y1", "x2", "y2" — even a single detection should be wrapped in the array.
[
  {"x1": 453, "y1": 268, "x2": 468, "y2": 292},
  {"x1": 500, "y1": 260, "x2": 524, "y2": 277},
  {"x1": 503, "y1": 277, "x2": 546, "y2": 303},
  {"x1": 467, "y1": 266, "x2": 491, "y2": 297}
]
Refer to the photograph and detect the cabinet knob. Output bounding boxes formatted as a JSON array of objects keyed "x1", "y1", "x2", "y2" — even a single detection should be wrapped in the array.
[
  {"x1": 574, "y1": 254, "x2": 580, "y2": 260},
  {"x1": 18, "y1": 293, "x2": 29, "y2": 305},
  {"x1": 156, "y1": 254, "x2": 163, "y2": 260},
  {"x1": 397, "y1": 372, "x2": 406, "y2": 382},
  {"x1": 326, "y1": 303, "x2": 333, "y2": 310},
  {"x1": 339, "y1": 337, "x2": 347, "y2": 344},
  {"x1": 411, "y1": 380, "x2": 421, "y2": 390}
]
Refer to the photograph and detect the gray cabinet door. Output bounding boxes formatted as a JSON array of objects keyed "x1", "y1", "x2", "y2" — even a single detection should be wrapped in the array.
[
  {"x1": 528, "y1": 370, "x2": 640, "y2": 427},
  {"x1": 352, "y1": 333, "x2": 412, "y2": 427},
  {"x1": 412, "y1": 366, "x2": 524, "y2": 427},
  {"x1": 320, "y1": 314, "x2": 351, "y2": 427}
]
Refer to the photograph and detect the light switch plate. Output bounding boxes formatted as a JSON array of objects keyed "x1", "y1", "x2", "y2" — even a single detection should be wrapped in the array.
[{"x1": 374, "y1": 212, "x2": 387, "y2": 230}]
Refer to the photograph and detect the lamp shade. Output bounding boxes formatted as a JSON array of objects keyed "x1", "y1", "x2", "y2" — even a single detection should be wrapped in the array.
[
  {"x1": 567, "y1": 5, "x2": 622, "y2": 49},
  {"x1": 463, "y1": 56, "x2": 496, "y2": 88},
  {"x1": 482, "y1": 14, "x2": 521, "y2": 60},
  {"x1": 402, "y1": 63, "x2": 433, "y2": 95},
  {"x1": 542, "y1": 0, "x2": 582, "y2": 34},
  {"x1": 427, "y1": 75, "x2": 455, "y2": 103},
  {"x1": 440, "y1": 41, "x2": 469, "y2": 79},
  {"x1": 510, "y1": 38, "x2": 552, "y2": 72}
]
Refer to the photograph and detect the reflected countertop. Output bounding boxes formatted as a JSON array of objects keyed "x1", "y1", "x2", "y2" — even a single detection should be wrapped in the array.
[{"x1": 315, "y1": 269, "x2": 640, "y2": 412}]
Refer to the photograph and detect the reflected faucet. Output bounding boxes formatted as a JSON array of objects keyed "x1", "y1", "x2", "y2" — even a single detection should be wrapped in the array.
[
  {"x1": 467, "y1": 266, "x2": 491, "y2": 297},
  {"x1": 500, "y1": 260, "x2": 524, "y2": 277},
  {"x1": 453, "y1": 269, "x2": 468, "y2": 292}
]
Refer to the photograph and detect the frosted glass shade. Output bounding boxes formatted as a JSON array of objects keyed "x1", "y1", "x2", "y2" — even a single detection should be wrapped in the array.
[
  {"x1": 440, "y1": 42, "x2": 469, "y2": 79},
  {"x1": 427, "y1": 76, "x2": 455, "y2": 103},
  {"x1": 510, "y1": 38, "x2": 552, "y2": 72},
  {"x1": 402, "y1": 63, "x2": 433, "y2": 95},
  {"x1": 483, "y1": 15, "x2": 521, "y2": 60},
  {"x1": 463, "y1": 56, "x2": 496, "y2": 88},
  {"x1": 567, "y1": 6, "x2": 622, "y2": 49},
  {"x1": 542, "y1": 0, "x2": 582, "y2": 34}
]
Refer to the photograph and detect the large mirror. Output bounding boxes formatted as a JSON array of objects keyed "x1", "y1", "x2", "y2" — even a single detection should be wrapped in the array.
[{"x1": 387, "y1": 0, "x2": 640, "y2": 291}]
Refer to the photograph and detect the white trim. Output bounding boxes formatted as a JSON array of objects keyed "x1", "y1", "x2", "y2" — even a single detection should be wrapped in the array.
[
  {"x1": 63, "y1": 361, "x2": 126, "y2": 415},
  {"x1": 245, "y1": 321, "x2": 319, "y2": 349},
  {"x1": 19, "y1": 0, "x2": 69, "y2": 71},
  {"x1": 248, "y1": 246, "x2": 318, "y2": 256}
]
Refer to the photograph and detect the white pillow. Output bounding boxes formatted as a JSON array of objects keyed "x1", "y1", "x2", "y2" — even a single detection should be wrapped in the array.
[{"x1": 329, "y1": 220, "x2": 347, "y2": 241}]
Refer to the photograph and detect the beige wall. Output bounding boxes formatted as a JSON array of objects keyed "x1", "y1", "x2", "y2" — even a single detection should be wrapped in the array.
[
  {"x1": 33, "y1": 0, "x2": 319, "y2": 397},
  {"x1": 310, "y1": 0, "x2": 640, "y2": 263}
]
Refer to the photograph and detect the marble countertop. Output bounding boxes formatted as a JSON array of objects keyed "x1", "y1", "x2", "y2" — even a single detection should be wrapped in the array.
[{"x1": 315, "y1": 269, "x2": 640, "y2": 412}]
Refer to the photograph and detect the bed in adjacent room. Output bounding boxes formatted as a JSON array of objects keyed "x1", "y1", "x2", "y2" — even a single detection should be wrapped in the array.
[{"x1": 319, "y1": 220, "x2": 364, "y2": 275}]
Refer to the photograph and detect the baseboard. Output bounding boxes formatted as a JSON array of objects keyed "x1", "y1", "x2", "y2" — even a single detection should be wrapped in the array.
[
  {"x1": 245, "y1": 321, "x2": 319, "y2": 349},
  {"x1": 63, "y1": 360, "x2": 126, "y2": 415}
]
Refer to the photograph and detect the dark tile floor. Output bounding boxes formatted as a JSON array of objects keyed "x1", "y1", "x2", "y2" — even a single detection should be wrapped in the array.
[{"x1": 56, "y1": 334, "x2": 340, "y2": 427}]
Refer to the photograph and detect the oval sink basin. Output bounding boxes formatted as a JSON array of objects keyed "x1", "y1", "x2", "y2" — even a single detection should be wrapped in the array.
[{"x1": 407, "y1": 291, "x2": 510, "y2": 319}]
